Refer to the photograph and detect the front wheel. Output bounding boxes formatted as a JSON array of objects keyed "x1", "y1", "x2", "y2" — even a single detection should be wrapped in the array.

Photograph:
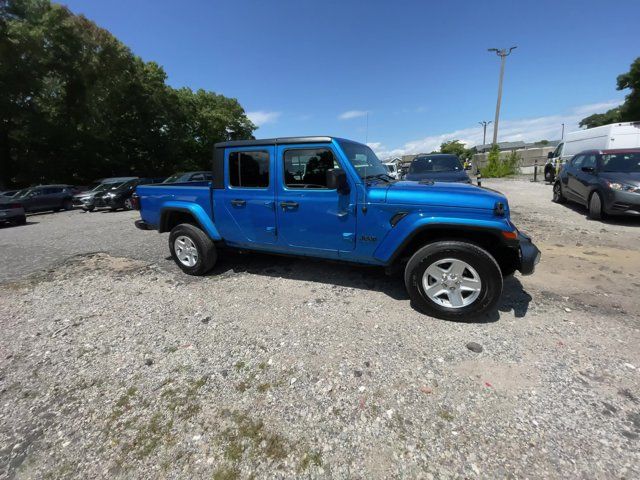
[
  {"x1": 123, "y1": 198, "x2": 134, "y2": 210},
  {"x1": 552, "y1": 182, "x2": 566, "y2": 203},
  {"x1": 404, "y1": 241, "x2": 503, "y2": 321},
  {"x1": 588, "y1": 191, "x2": 604, "y2": 220},
  {"x1": 168, "y1": 223, "x2": 217, "y2": 275}
]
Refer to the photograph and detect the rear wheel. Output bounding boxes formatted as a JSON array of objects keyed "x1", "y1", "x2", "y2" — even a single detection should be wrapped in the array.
[
  {"x1": 123, "y1": 198, "x2": 134, "y2": 210},
  {"x1": 588, "y1": 191, "x2": 604, "y2": 220},
  {"x1": 168, "y1": 223, "x2": 217, "y2": 275},
  {"x1": 552, "y1": 182, "x2": 565, "y2": 203},
  {"x1": 62, "y1": 199, "x2": 73, "y2": 210},
  {"x1": 404, "y1": 241, "x2": 503, "y2": 321},
  {"x1": 15, "y1": 215, "x2": 27, "y2": 226}
]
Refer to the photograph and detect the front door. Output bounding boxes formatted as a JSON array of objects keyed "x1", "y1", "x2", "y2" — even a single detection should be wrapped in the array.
[
  {"x1": 275, "y1": 144, "x2": 356, "y2": 253},
  {"x1": 573, "y1": 153, "x2": 597, "y2": 202},
  {"x1": 219, "y1": 146, "x2": 277, "y2": 246}
]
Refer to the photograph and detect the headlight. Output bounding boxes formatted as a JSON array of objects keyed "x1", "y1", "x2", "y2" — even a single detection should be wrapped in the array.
[{"x1": 606, "y1": 181, "x2": 640, "y2": 193}]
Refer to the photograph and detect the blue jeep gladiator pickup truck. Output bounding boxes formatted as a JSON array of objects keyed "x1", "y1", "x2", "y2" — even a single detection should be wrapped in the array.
[{"x1": 135, "y1": 136, "x2": 540, "y2": 320}]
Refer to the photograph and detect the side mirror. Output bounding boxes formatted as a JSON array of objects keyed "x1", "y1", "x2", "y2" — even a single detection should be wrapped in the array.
[
  {"x1": 547, "y1": 151, "x2": 554, "y2": 159},
  {"x1": 326, "y1": 168, "x2": 350, "y2": 194},
  {"x1": 581, "y1": 166, "x2": 595, "y2": 173}
]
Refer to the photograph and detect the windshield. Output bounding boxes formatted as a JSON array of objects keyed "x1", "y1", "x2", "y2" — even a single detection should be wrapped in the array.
[
  {"x1": 600, "y1": 152, "x2": 640, "y2": 173},
  {"x1": 409, "y1": 155, "x2": 462, "y2": 173},
  {"x1": 163, "y1": 173, "x2": 185, "y2": 183},
  {"x1": 337, "y1": 140, "x2": 388, "y2": 179}
]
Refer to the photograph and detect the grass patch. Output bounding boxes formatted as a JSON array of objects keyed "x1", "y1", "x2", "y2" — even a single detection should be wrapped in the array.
[
  {"x1": 438, "y1": 409, "x2": 455, "y2": 421},
  {"x1": 213, "y1": 466, "x2": 240, "y2": 480},
  {"x1": 299, "y1": 449, "x2": 323, "y2": 472}
]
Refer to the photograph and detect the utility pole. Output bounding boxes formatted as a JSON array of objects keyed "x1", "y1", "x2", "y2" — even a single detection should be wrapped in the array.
[
  {"x1": 479, "y1": 121, "x2": 492, "y2": 146},
  {"x1": 488, "y1": 46, "x2": 517, "y2": 145},
  {"x1": 561, "y1": 123, "x2": 565, "y2": 140}
]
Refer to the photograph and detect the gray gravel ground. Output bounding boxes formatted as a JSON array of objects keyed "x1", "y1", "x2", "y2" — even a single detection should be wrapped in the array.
[{"x1": 1, "y1": 180, "x2": 639, "y2": 479}]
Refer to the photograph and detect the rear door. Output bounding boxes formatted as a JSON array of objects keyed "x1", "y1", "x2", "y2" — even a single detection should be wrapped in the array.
[
  {"x1": 218, "y1": 146, "x2": 277, "y2": 246},
  {"x1": 275, "y1": 144, "x2": 356, "y2": 254},
  {"x1": 565, "y1": 155, "x2": 584, "y2": 200}
]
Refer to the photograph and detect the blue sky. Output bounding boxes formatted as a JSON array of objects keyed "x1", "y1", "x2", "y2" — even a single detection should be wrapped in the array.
[{"x1": 62, "y1": 0, "x2": 639, "y2": 158}]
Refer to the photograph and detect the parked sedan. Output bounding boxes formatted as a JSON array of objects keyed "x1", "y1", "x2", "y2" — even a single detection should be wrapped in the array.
[
  {"x1": 12, "y1": 185, "x2": 74, "y2": 213},
  {"x1": 553, "y1": 148, "x2": 640, "y2": 220},
  {"x1": 404, "y1": 154, "x2": 471, "y2": 183},
  {"x1": 0, "y1": 197, "x2": 26, "y2": 226}
]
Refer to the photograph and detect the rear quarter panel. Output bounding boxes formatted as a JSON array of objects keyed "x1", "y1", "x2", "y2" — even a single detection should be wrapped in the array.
[{"x1": 136, "y1": 182, "x2": 221, "y2": 239}]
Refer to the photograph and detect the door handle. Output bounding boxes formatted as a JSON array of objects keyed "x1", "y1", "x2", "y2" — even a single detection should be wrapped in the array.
[
  {"x1": 280, "y1": 201, "x2": 299, "y2": 209},
  {"x1": 231, "y1": 199, "x2": 246, "y2": 207}
]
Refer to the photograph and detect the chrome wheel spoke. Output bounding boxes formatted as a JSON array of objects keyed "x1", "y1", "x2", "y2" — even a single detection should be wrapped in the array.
[
  {"x1": 174, "y1": 236, "x2": 198, "y2": 267},
  {"x1": 422, "y1": 257, "x2": 482, "y2": 309}
]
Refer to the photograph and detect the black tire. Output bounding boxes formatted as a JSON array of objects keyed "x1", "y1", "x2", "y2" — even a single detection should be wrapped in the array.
[
  {"x1": 552, "y1": 182, "x2": 566, "y2": 203},
  {"x1": 62, "y1": 199, "x2": 73, "y2": 210},
  {"x1": 404, "y1": 241, "x2": 503, "y2": 321},
  {"x1": 123, "y1": 198, "x2": 134, "y2": 211},
  {"x1": 588, "y1": 191, "x2": 604, "y2": 220},
  {"x1": 15, "y1": 215, "x2": 27, "y2": 226},
  {"x1": 168, "y1": 223, "x2": 217, "y2": 275},
  {"x1": 82, "y1": 205, "x2": 95, "y2": 212}
]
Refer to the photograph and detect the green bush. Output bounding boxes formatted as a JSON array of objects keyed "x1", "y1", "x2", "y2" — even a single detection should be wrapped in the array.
[{"x1": 482, "y1": 146, "x2": 520, "y2": 177}]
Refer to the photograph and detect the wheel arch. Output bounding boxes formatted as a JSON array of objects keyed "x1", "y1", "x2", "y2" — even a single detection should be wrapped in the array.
[
  {"x1": 381, "y1": 222, "x2": 519, "y2": 276},
  {"x1": 159, "y1": 204, "x2": 221, "y2": 240}
]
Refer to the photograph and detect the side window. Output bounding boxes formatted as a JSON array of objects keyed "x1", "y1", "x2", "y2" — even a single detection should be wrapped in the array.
[
  {"x1": 190, "y1": 173, "x2": 205, "y2": 181},
  {"x1": 283, "y1": 148, "x2": 340, "y2": 189},
  {"x1": 571, "y1": 155, "x2": 584, "y2": 168},
  {"x1": 204, "y1": 173, "x2": 213, "y2": 180},
  {"x1": 582, "y1": 154, "x2": 596, "y2": 169},
  {"x1": 229, "y1": 151, "x2": 269, "y2": 188}
]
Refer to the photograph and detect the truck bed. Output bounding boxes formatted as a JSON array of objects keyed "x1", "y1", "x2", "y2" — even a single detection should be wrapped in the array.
[{"x1": 136, "y1": 182, "x2": 213, "y2": 230}]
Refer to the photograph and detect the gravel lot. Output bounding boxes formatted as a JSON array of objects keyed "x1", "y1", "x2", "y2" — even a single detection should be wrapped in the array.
[{"x1": 1, "y1": 179, "x2": 639, "y2": 479}]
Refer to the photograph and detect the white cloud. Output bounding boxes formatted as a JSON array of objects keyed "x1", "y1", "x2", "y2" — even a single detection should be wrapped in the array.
[
  {"x1": 247, "y1": 111, "x2": 281, "y2": 127},
  {"x1": 370, "y1": 100, "x2": 623, "y2": 159},
  {"x1": 339, "y1": 110, "x2": 368, "y2": 120}
]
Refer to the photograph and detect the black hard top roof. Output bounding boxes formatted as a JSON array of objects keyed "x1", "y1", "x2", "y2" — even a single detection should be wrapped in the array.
[{"x1": 215, "y1": 136, "x2": 338, "y2": 148}]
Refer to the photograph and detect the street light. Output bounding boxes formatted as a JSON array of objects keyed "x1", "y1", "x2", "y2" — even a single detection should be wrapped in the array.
[
  {"x1": 478, "y1": 120, "x2": 492, "y2": 146},
  {"x1": 488, "y1": 46, "x2": 517, "y2": 145}
]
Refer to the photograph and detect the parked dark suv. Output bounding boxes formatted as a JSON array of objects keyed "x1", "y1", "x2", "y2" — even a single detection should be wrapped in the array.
[
  {"x1": 163, "y1": 171, "x2": 213, "y2": 183},
  {"x1": 74, "y1": 177, "x2": 138, "y2": 211},
  {"x1": 404, "y1": 154, "x2": 471, "y2": 183},
  {"x1": 553, "y1": 149, "x2": 640, "y2": 220},
  {"x1": 100, "y1": 178, "x2": 161, "y2": 211},
  {"x1": 12, "y1": 185, "x2": 74, "y2": 213}
]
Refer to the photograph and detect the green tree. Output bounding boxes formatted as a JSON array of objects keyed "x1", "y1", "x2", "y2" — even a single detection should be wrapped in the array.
[
  {"x1": 439, "y1": 140, "x2": 472, "y2": 160},
  {"x1": 616, "y1": 57, "x2": 640, "y2": 122},
  {"x1": 579, "y1": 107, "x2": 621, "y2": 128},
  {"x1": 0, "y1": 0, "x2": 256, "y2": 187},
  {"x1": 579, "y1": 57, "x2": 640, "y2": 128},
  {"x1": 482, "y1": 145, "x2": 519, "y2": 178}
]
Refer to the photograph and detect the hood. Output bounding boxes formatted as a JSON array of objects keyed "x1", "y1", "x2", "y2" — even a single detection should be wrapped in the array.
[
  {"x1": 74, "y1": 190, "x2": 102, "y2": 199},
  {"x1": 370, "y1": 181, "x2": 508, "y2": 211},
  {"x1": 599, "y1": 171, "x2": 640, "y2": 185},
  {"x1": 404, "y1": 170, "x2": 470, "y2": 183}
]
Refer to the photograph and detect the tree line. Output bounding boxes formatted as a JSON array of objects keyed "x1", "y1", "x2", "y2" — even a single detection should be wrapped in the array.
[
  {"x1": 0, "y1": 0, "x2": 256, "y2": 188},
  {"x1": 580, "y1": 57, "x2": 639, "y2": 128}
]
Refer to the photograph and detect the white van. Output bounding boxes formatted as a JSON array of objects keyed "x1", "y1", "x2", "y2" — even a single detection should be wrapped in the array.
[
  {"x1": 384, "y1": 162, "x2": 399, "y2": 179},
  {"x1": 549, "y1": 122, "x2": 640, "y2": 165}
]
